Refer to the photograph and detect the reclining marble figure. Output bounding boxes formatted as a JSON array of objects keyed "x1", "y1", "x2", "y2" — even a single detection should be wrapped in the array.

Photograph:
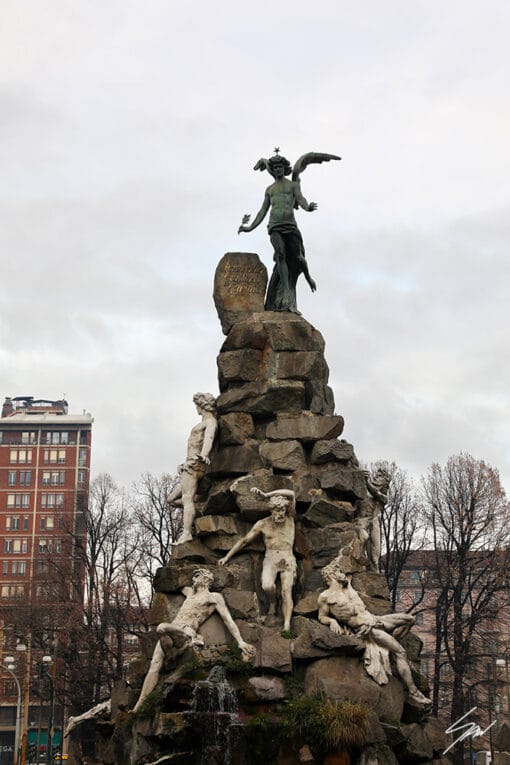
[
  {"x1": 318, "y1": 558, "x2": 431, "y2": 708},
  {"x1": 167, "y1": 392, "x2": 218, "y2": 544},
  {"x1": 219, "y1": 486, "x2": 296, "y2": 631},
  {"x1": 132, "y1": 568, "x2": 255, "y2": 712}
]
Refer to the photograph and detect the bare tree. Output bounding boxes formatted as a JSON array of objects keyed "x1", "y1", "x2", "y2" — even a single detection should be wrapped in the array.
[
  {"x1": 422, "y1": 453, "x2": 510, "y2": 764},
  {"x1": 131, "y1": 472, "x2": 182, "y2": 587},
  {"x1": 374, "y1": 461, "x2": 427, "y2": 609}
]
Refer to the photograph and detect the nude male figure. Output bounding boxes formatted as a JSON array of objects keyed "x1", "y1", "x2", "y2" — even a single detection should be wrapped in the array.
[
  {"x1": 356, "y1": 467, "x2": 391, "y2": 573},
  {"x1": 218, "y1": 487, "x2": 296, "y2": 631},
  {"x1": 132, "y1": 569, "x2": 255, "y2": 712},
  {"x1": 167, "y1": 393, "x2": 218, "y2": 544},
  {"x1": 318, "y1": 558, "x2": 431, "y2": 708}
]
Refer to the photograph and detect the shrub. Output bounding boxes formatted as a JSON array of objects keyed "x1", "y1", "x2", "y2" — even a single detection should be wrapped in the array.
[{"x1": 283, "y1": 693, "x2": 371, "y2": 753}]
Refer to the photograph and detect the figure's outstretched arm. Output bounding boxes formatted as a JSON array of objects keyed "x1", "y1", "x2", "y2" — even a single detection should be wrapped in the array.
[
  {"x1": 214, "y1": 595, "x2": 256, "y2": 659},
  {"x1": 294, "y1": 182, "x2": 317, "y2": 213},
  {"x1": 218, "y1": 523, "x2": 262, "y2": 565},
  {"x1": 251, "y1": 488, "x2": 295, "y2": 501},
  {"x1": 238, "y1": 192, "x2": 270, "y2": 233}
]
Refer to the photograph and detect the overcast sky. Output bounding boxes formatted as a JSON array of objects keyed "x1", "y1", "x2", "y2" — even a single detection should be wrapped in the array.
[{"x1": 1, "y1": 1, "x2": 509, "y2": 493}]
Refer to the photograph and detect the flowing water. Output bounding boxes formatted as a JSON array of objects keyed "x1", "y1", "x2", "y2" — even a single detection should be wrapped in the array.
[{"x1": 190, "y1": 665, "x2": 240, "y2": 764}]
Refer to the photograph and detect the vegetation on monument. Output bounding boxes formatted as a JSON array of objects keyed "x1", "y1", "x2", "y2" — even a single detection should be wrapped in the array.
[{"x1": 282, "y1": 693, "x2": 371, "y2": 754}]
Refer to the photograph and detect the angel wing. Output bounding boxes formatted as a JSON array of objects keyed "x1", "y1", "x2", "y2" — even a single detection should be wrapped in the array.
[
  {"x1": 253, "y1": 158, "x2": 273, "y2": 177},
  {"x1": 291, "y1": 152, "x2": 341, "y2": 183}
]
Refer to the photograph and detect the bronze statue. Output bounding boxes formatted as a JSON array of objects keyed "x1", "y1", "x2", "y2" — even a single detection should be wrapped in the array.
[{"x1": 238, "y1": 149, "x2": 340, "y2": 314}]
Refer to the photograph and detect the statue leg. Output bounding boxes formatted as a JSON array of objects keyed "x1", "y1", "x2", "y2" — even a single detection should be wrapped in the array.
[
  {"x1": 269, "y1": 231, "x2": 290, "y2": 308},
  {"x1": 379, "y1": 613, "x2": 414, "y2": 638},
  {"x1": 167, "y1": 480, "x2": 183, "y2": 504},
  {"x1": 371, "y1": 629, "x2": 431, "y2": 705},
  {"x1": 261, "y1": 558, "x2": 278, "y2": 617},
  {"x1": 176, "y1": 470, "x2": 197, "y2": 543},
  {"x1": 132, "y1": 641, "x2": 165, "y2": 712},
  {"x1": 280, "y1": 569, "x2": 295, "y2": 632},
  {"x1": 368, "y1": 516, "x2": 381, "y2": 572}
]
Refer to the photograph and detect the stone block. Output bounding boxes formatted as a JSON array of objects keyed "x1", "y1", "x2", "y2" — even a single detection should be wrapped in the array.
[
  {"x1": 304, "y1": 656, "x2": 405, "y2": 723},
  {"x1": 276, "y1": 351, "x2": 327, "y2": 381},
  {"x1": 247, "y1": 675, "x2": 286, "y2": 701},
  {"x1": 230, "y1": 472, "x2": 294, "y2": 517},
  {"x1": 223, "y1": 588, "x2": 261, "y2": 620},
  {"x1": 307, "y1": 526, "x2": 357, "y2": 568},
  {"x1": 260, "y1": 439, "x2": 306, "y2": 471},
  {"x1": 209, "y1": 441, "x2": 264, "y2": 475},
  {"x1": 218, "y1": 412, "x2": 255, "y2": 445},
  {"x1": 303, "y1": 496, "x2": 355, "y2": 527},
  {"x1": 217, "y1": 348, "x2": 265, "y2": 389},
  {"x1": 396, "y1": 723, "x2": 434, "y2": 763},
  {"x1": 305, "y1": 381, "x2": 335, "y2": 415},
  {"x1": 293, "y1": 468, "x2": 322, "y2": 503},
  {"x1": 169, "y1": 540, "x2": 219, "y2": 564},
  {"x1": 293, "y1": 592, "x2": 319, "y2": 616},
  {"x1": 291, "y1": 616, "x2": 364, "y2": 660},
  {"x1": 358, "y1": 744, "x2": 398, "y2": 765},
  {"x1": 422, "y1": 717, "x2": 447, "y2": 757},
  {"x1": 213, "y1": 253, "x2": 267, "y2": 335},
  {"x1": 351, "y1": 572, "x2": 391, "y2": 601},
  {"x1": 222, "y1": 318, "x2": 269, "y2": 351},
  {"x1": 256, "y1": 312, "x2": 326, "y2": 352},
  {"x1": 266, "y1": 413, "x2": 344, "y2": 442},
  {"x1": 202, "y1": 479, "x2": 239, "y2": 515},
  {"x1": 195, "y1": 515, "x2": 248, "y2": 537},
  {"x1": 310, "y1": 440, "x2": 355, "y2": 465},
  {"x1": 238, "y1": 623, "x2": 292, "y2": 672},
  {"x1": 217, "y1": 380, "x2": 305, "y2": 416},
  {"x1": 319, "y1": 465, "x2": 367, "y2": 500},
  {"x1": 153, "y1": 563, "x2": 234, "y2": 593}
]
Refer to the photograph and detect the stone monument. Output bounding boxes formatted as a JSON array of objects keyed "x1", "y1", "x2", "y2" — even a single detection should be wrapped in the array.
[{"x1": 71, "y1": 153, "x2": 448, "y2": 765}]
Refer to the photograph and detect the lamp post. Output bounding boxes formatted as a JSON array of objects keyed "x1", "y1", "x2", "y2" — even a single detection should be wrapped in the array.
[{"x1": 1, "y1": 659, "x2": 22, "y2": 765}]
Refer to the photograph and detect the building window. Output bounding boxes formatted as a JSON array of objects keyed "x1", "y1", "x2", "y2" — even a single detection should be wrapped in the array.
[
  {"x1": 12, "y1": 561, "x2": 26, "y2": 576},
  {"x1": 413, "y1": 590, "x2": 422, "y2": 604},
  {"x1": 58, "y1": 515, "x2": 64, "y2": 530},
  {"x1": 21, "y1": 432, "x2": 36, "y2": 444},
  {"x1": 2, "y1": 562, "x2": 8, "y2": 575},
  {"x1": 1, "y1": 586, "x2": 9, "y2": 598},
  {"x1": 13, "y1": 540, "x2": 21, "y2": 554},
  {"x1": 4, "y1": 540, "x2": 12, "y2": 553},
  {"x1": 39, "y1": 539, "x2": 48, "y2": 553},
  {"x1": 46, "y1": 515, "x2": 54, "y2": 530},
  {"x1": 8, "y1": 471, "x2": 16, "y2": 486},
  {"x1": 17, "y1": 450, "x2": 32, "y2": 464},
  {"x1": 21, "y1": 494, "x2": 29, "y2": 508},
  {"x1": 78, "y1": 448, "x2": 87, "y2": 466},
  {"x1": 60, "y1": 471, "x2": 65, "y2": 485},
  {"x1": 58, "y1": 450, "x2": 66, "y2": 464},
  {"x1": 56, "y1": 495, "x2": 64, "y2": 507},
  {"x1": 394, "y1": 590, "x2": 401, "y2": 602},
  {"x1": 7, "y1": 495, "x2": 15, "y2": 507},
  {"x1": 47, "y1": 494, "x2": 55, "y2": 507},
  {"x1": 19, "y1": 471, "x2": 31, "y2": 486},
  {"x1": 41, "y1": 495, "x2": 46, "y2": 508},
  {"x1": 9, "y1": 450, "x2": 17, "y2": 464},
  {"x1": 61, "y1": 432, "x2": 69, "y2": 444},
  {"x1": 23, "y1": 516, "x2": 29, "y2": 531},
  {"x1": 415, "y1": 612, "x2": 424, "y2": 625},
  {"x1": 44, "y1": 450, "x2": 58, "y2": 463},
  {"x1": 21, "y1": 539, "x2": 27, "y2": 554},
  {"x1": 54, "y1": 539, "x2": 61, "y2": 554},
  {"x1": 5, "y1": 517, "x2": 11, "y2": 530},
  {"x1": 40, "y1": 516, "x2": 46, "y2": 530},
  {"x1": 42, "y1": 472, "x2": 50, "y2": 485},
  {"x1": 51, "y1": 472, "x2": 59, "y2": 486},
  {"x1": 37, "y1": 560, "x2": 48, "y2": 575},
  {"x1": 11, "y1": 516, "x2": 20, "y2": 530}
]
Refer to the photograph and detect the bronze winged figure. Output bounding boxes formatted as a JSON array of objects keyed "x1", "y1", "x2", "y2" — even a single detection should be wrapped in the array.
[{"x1": 239, "y1": 149, "x2": 340, "y2": 314}]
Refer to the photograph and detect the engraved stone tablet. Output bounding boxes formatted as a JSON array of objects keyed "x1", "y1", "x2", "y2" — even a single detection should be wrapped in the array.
[{"x1": 214, "y1": 252, "x2": 268, "y2": 335}]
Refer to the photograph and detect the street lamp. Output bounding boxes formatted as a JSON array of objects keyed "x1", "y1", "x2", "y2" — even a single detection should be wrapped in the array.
[{"x1": 2, "y1": 658, "x2": 22, "y2": 765}]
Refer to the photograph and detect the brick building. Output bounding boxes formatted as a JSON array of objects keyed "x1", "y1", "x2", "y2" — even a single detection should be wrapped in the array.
[{"x1": 0, "y1": 395, "x2": 93, "y2": 763}]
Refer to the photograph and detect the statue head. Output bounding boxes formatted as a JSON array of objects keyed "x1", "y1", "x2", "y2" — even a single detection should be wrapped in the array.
[
  {"x1": 192, "y1": 568, "x2": 214, "y2": 590},
  {"x1": 269, "y1": 491, "x2": 296, "y2": 521},
  {"x1": 268, "y1": 153, "x2": 292, "y2": 178},
  {"x1": 321, "y1": 558, "x2": 349, "y2": 587},
  {"x1": 373, "y1": 468, "x2": 391, "y2": 493},
  {"x1": 193, "y1": 392, "x2": 217, "y2": 414}
]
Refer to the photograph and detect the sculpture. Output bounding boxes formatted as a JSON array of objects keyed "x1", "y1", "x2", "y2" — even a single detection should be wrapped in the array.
[
  {"x1": 218, "y1": 486, "x2": 296, "y2": 631},
  {"x1": 132, "y1": 568, "x2": 255, "y2": 713},
  {"x1": 168, "y1": 392, "x2": 218, "y2": 544},
  {"x1": 238, "y1": 149, "x2": 340, "y2": 314},
  {"x1": 356, "y1": 467, "x2": 391, "y2": 573},
  {"x1": 318, "y1": 558, "x2": 431, "y2": 708}
]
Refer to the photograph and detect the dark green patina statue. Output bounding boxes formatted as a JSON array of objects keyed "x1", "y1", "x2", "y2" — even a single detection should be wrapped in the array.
[{"x1": 238, "y1": 149, "x2": 340, "y2": 314}]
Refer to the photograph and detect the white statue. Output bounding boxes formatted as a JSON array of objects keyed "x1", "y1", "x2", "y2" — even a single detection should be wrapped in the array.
[
  {"x1": 168, "y1": 392, "x2": 218, "y2": 544},
  {"x1": 132, "y1": 568, "x2": 255, "y2": 713},
  {"x1": 65, "y1": 699, "x2": 111, "y2": 736},
  {"x1": 356, "y1": 468, "x2": 391, "y2": 573},
  {"x1": 318, "y1": 558, "x2": 431, "y2": 708},
  {"x1": 219, "y1": 486, "x2": 296, "y2": 632}
]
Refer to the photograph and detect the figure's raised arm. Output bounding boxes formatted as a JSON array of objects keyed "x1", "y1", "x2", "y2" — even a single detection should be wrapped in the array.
[
  {"x1": 238, "y1": 192, "x2": 270, "y2": 234},
  {"x1": 250, "y1": 488, "x2": 295, "y2": 501}
]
